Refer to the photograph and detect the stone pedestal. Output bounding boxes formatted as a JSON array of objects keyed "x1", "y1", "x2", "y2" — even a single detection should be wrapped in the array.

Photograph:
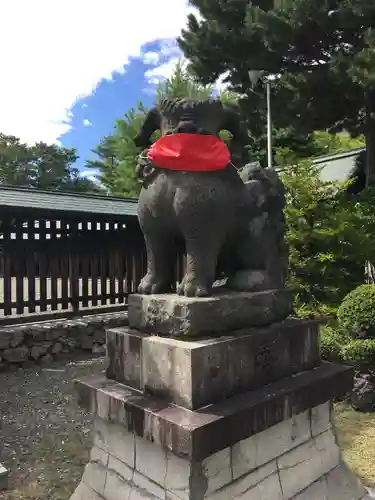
[
  {"x1": 0, "y1": 464, "x2": 9, "y2": 490},
  {"x1": 70, "y1": 294, "x2": 370, "y2": 500},
  {"x1": 128, "y1": 290, "x2": 292, "y2": 337}
]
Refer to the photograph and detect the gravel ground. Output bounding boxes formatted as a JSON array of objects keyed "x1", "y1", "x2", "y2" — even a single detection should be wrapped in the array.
[
  {"x1": 1, "y1": 357, "x2": 375, "y2": 500},
  {"x1": 0, "y1": 355, "x2": 105, "y2": 500}
]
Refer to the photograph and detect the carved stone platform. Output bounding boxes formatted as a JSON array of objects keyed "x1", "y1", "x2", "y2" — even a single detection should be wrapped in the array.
[
  {"x1": 106, "y1": 319, "x2": 320, "y2": 409},
  {"x1": 69, "y1": 294, "x2": 368, "y2": 500},
  {"x1": 71, "y1": 362, "x2": 368, "y2": 500},
  {"x1": 128, "y1": 289, "x2": 292, "y2": 337}
]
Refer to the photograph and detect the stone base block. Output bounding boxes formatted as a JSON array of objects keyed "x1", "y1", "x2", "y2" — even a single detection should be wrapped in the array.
[
  {"x1": 0, "y1": 464, "x2": 9, "y2": 491},
  {"x1": 128, "y1": 289, "x2": 292, "y2": 337},
  {"x1": 75, "y1": 362, "x2": 352, "y2": 460},
  {"x1": 70, "y1": 403, "x2": 367, "y2": 500},
  {"x1": 106, "y1": 319, "x2": 321, "y2": 409}
]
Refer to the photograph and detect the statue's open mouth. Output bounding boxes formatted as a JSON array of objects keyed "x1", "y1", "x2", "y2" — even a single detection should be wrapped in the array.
[{"x1": 147, "y1": 133, "x2": 231, "y2": 171}]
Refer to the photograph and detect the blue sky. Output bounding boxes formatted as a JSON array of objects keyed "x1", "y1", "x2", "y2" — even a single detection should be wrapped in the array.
[
  {"x1": 0, "y1": 0, "x2": 196, "y2": 179},
  {"x1": 59, "y1": 39, "x2": 183, "y2": 174}
]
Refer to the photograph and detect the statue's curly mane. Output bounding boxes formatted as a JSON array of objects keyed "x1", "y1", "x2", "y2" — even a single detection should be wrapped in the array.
[{"x1": 158, "y1": 98, "x2": 223, "y2": 119}]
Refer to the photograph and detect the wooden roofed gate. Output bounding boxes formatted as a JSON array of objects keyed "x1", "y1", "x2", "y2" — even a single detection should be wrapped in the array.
[{"x1": 0, "y1": 186, "x2": 149, "y2": 323}]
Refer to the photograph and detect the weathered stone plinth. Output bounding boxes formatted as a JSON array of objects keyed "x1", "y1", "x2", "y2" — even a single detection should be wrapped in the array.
[
  {"x1": 70, "y1": 295, "x2": 369, "y2": 500},
  {"x1": 128, "y1": 289, "x2": 292, "y2": 337},
  {"x1": 71, "y1": 361, "x2": 369, "y2": 500},
  {"x1": 106, "y1": 319, "x2": 320, "y2": 409}
]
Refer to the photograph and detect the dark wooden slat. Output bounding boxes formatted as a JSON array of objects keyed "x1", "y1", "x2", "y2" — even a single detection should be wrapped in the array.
[
  {"x1": 125, "y1": 237, "x2": 134, "y2": 294},
  {"x1": 108, "y1": 223, "x2": 117, "y2": 304},
  {"x1": 100, "y1": 222, "x2": 108, "y2": 306},
  {"x1": 38, "y1": 219, "x2": 48, "y2": 312},
  {"x1": 2, "y1": 219, "x2": 12, "y2": 316},
  {"x1": 90, "y1": 253, "x2": 99, "y2": 307},
  {"x1": 27, "y1": 256, "x2": 36, "y2": 314},
  {"x1": 50, "y1": 220, "x2": 59, "y2": 311},
  {"x1": 132, "y1": 233, "x2": 145, "y2": 294},
  {"x1": 60, "y1": 221, "x2": 69, "y2": 310},
  {"x1": 26, "y1": 218, "x2": 37, "y2": 314},
  {"x1": 117, "y1": 249, "x2": 125, "y2": 304},
  {"x1": 69, "y1": 219, "x2": 80, "y2": 313},
  {"x1": 81, "y1": 221, "x2": 90, "y2": 308},
  {"x1": 108, "y1": 253, "x2": 117, "y2": 304},
  {"x1": 14, "y1": 218, "x2": 25, "y2": 315},
  {"x1": 100, "y1": 253, "x2": 108, "y2": 306}
]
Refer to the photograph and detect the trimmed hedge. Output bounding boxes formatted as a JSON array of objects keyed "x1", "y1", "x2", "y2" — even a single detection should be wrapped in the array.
[
  {"x1": 337, "y1": 284, "x2": 375, "y2": 339},
  {"x1": 341, "y1": 339, "x2": 375, "y2": 374}
]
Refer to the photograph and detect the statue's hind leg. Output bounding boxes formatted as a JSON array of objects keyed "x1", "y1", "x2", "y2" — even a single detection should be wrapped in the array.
[
  {"x1": 177, "y1": 228, "x2": 226, "y2": 297},
  {"x1": 138, "y1": 232, "x2": 175, "y2": 294}
]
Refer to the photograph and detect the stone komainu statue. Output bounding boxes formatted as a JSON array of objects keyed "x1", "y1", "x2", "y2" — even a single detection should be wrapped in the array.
[{"x1": 133, "y1": 98, "x2": 288, "y2": 297}]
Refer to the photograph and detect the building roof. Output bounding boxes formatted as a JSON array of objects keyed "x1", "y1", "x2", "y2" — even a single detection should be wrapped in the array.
[
  {"x1": 0, "y1": 185, "x2": 138, "y2": 218},
  {"x1": 313, "y1": 147, "x2": 365, "y2": 182}
]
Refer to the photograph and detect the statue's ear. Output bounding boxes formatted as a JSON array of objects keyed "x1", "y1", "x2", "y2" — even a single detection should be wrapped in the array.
[{"x1": 133, "y1": 107, "x2": 162, "y2": 148}]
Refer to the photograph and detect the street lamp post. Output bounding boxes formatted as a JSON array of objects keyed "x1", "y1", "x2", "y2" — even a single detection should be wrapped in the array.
[{"x1": 248, "y1": 70, "x2": 273, "y2": 169}]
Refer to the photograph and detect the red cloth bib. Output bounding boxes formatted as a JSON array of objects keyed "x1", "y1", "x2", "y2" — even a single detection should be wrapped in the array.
[{"x1": 147, "y1": 133, "x2": 231, "y2": 171}]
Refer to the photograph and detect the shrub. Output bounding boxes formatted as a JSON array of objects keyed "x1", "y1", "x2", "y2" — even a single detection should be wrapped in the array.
[
  {"x1": 319, "y1": 325, "x2": 349, "y2": 362},
  {"x1": 320, "y1": 323, "x2": 375, "y2": 374},
  {"x1": 338, "y1": 284, "x2": 375, "y2": 339},
  {"x1": 341, "y1": 339, "x2": 375, "y2": 374},
  {"x1": 280, "y1": 159, "x2": 375, "y2": 311}
]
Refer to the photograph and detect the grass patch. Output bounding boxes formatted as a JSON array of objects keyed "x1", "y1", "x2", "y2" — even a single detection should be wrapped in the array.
[
  {"x1": 0, "y1": 432, "x2": 90, "y2": 500},
  {"x1": 334, "y1": 402, "x2": 375, "y2": 487}
]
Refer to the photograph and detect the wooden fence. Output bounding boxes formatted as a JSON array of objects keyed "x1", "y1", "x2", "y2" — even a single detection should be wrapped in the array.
[{"x1": 0, "y1": 215, "x2": 148, "y2": 321}]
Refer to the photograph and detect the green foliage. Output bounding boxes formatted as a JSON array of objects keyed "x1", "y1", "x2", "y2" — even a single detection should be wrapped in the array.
[
  {"x1": 178, "y1": 0, "x2": 375, "y2": 180},
  {"x1": 156, "y1": 61, "x2": 214, "y2": 103},
  {"x1": 342, "y1": 339, "x2": 375, "y2": 374},
  {"x1": 319, "y1": 325, "x2": 349, "y2": 363},
  {"x1": 311, "y1": 132, "x2": 365, "y2": 156},
  {"x1": 338, "y1": 285, "x2": 375, "y2": 339},
  {"x1": 87, "y1": 103, "x2": 148, "y2": 197},
  {"x1": 294, "y1": 302, "x2": 338, "y2": 320},
  {"x1": 281, "y1": 158, "x2": 375, "y2": 309},
  {"x1": 0, "y1": 133, "x2": 101, "y2": 192},
  {"x1": 319, "y1": 323, "x2": 375, "y2": 374}
]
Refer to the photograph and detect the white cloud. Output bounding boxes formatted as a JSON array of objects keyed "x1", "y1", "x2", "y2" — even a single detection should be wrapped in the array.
[
  {"x1": 142, "y1": 51, "x2": 161, "y2": 66},
  {"x1": 144, "y1": 53, "x2": 228, "y2": 94},
  {"x1": 80, "y1": 169, "x2": 101, "y2": 186},
  {"x1": 0, "y1": 0, "x2": 195, "y2": 145},
  {"x1": 142, "y1": 37, "x2": 227, "y2": 94},
  {"x1": 142, "y1": 39, "x2": 185, "y2": 86},
  {"x1": 83, "y1": 119, "x2": 92, "y2": 127},
  {"x1": 145, "y1": 57, "x2": 182, "y2": 85}
]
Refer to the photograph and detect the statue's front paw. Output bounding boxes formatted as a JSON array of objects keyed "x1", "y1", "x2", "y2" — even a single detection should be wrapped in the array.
[
  {"x1": 138, "y1": 274, "x2": 171, "y2": 294},
  {"x1": 177, "y1": 274, "x2": 211, "y2": 297}
]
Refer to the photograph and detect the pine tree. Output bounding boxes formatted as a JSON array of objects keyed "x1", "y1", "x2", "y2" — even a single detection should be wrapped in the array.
[{"x1": 178, "y1": 0, "x2": 375, "y2": 182}]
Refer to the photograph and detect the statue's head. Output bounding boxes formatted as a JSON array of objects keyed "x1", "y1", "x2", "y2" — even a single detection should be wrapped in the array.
[{"x1": 133, "y1": 98, "x2": 249, "y2": 155}]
